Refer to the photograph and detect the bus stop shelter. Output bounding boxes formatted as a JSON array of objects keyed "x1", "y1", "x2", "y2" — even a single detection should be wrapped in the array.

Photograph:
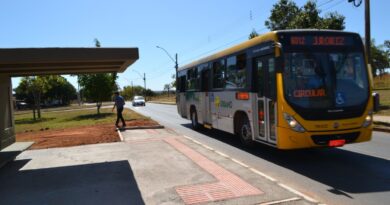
[{"x1": 0, "y1": 48, "x2": 139, "y2": 150}]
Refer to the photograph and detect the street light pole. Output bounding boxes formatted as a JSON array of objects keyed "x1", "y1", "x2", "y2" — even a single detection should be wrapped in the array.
[
  {"x1": 143, "y1": 73, "x2": 146, "y2": 94},
  {"x1": 365, "y1": 0, "x2": 371, "y2": 65},
  {"x1": 156, "y1": 45, "x2": 178, "y2": 81},
  {"x1": 348, "y1": 0, "x2": 371, "y2": 69},
  {"x1": 132, "y1": 69, "x2": 146, "y2": 95}
]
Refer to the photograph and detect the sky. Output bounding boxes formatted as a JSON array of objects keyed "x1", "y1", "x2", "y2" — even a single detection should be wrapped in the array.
[{"x1": 1, "y1": 0, "x2": 389, "y2": 91}]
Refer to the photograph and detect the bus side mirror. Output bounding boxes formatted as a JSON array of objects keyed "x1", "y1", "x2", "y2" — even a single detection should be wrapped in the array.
[{"x1": 373, "y1": 92, "x2": 380, "y2": 112}]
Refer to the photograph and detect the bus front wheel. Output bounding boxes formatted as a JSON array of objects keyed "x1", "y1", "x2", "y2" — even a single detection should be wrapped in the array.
[{"x1": 238, "y1": 116, "x2": 254, "y2": 147}]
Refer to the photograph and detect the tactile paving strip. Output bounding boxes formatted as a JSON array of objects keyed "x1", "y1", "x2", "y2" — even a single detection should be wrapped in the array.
[{"x1": 165, "y1": 138, "x2": 263, "y2": 204}]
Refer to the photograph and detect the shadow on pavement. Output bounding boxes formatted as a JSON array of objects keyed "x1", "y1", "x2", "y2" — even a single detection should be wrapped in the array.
[
  {"x1": 0, "y1": 160, "x2": 145, "y2": 205},
  {"x1": 69, "y1": 113, "x2": 114, "y2": 121},
  {"x1": 181, "y1": 123, "x2": 390, "y2": 196}
]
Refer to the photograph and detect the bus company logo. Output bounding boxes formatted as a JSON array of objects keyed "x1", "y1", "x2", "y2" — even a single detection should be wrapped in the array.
[
  {"x1": 333, "y1": 122, "x2": 340, "y2": 129},
  {"x1": 220, "y1": 100, "x2": 232, "y2": 109},
  {"x1": 293, "y1": 89, "x2": 326, "y2": 98},
  {"x1": 215, "y1": 96, "x2": 220, "y2": 108},
  {"x1": 214, "y1": 96, "x2": 232, "y2": 108}
]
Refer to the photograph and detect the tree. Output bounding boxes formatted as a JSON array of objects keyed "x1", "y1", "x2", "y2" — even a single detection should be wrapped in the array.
[
  {"x1": 371, "y1": 40, "x2": 390, "y2": 76},
  {"x1": 384, "y1": 40, "x2": 390, "y2": 51},
  {"x1": 122, "y1": 85, "x2": 144, "y2": 100},
  {"x1": 265, "y1": 0, "x2": 300, "y2": 30},
  {"x1": 14, "y1": 77, "x2": 45, "y2": 120},
  {"x1": 249, "y1": 29, "x2": 259, "y2": 39},
  {"x1": 42, "y1": 75, "x2": 76, "y2": 105},
  {"x1": 78, "y1": 73, "x2": 117, "y2": 115},
  {"x1": 15, "y1": 75, "x2": 77, "y2": 120},
  {"x1": 122, "y1": 85, "x2": 155, "y2": 101},
  {"x1": 77, "y1": 38, "x2": 118, "y2": 115},
  {"x1": 170, "y1": 74, "x2": 176, "y2": 89},
  {"x1": 144, "y1": 89, "x2": 156, "y2": 98},
  {"x1": 265, "y1": 0, "x2": 345, "y2": 30},
  {"x1": 164, "y1": 84, "x2": 171, "y2": 97}
]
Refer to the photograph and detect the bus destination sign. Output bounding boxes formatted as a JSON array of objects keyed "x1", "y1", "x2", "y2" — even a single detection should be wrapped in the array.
[{"x1": 290, "y1": 36, "x2": 352, "y2": 46}]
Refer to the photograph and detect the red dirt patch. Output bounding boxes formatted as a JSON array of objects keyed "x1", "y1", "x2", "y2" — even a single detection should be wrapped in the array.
[{"x1": 16, "y1": 119, "x2": 160, "y2": 150}]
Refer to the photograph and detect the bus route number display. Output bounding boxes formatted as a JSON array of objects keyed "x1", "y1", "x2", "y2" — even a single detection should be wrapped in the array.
[{"x1": 290, "y1": 36, "x2": 348, "y2": 46}]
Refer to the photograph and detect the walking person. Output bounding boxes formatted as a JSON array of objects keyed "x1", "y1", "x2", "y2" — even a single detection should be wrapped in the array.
[{"x1": 112, "y1": 91, "x2": 126, "y2": 128}]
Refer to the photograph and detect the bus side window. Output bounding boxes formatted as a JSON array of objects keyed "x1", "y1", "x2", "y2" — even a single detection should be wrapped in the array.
[
  {"x1": 212, "y1": 59, "x2": 225, "y2": 89},
  {"x1": 200, "y1": 63, "x2": 210, "y2": 91},
  {"x1": 194, "y1": 67, "x2": 200, "y2": 90},
  {"x1": 187, "y1": 69, "x2": 192, "y2": 90},
  {"x1": 256, "y1": 60, "x2": 264, "y2": 97},
  {"x1": 268, "y1": 58, "x2": 276, "y2": 100},
  {"x1": 225, "y1": 56, "x2": 236, "y2": 89},
  {"x1": 225, "y1": 54, "x2": 247, "y2": 89},
  {"x1": 180, "y1": 76, "x2": 186, "y2": 92}
]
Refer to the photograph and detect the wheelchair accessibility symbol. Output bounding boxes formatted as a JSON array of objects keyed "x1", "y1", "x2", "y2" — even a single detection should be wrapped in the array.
[{"x1": 335, "y1": 92, "x2": 345, "y2": 105}]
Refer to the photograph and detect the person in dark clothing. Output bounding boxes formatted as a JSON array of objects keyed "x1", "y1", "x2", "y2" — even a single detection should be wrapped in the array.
[{"x1": 112, "y1": 91, "x2": 126, "y2": 128}]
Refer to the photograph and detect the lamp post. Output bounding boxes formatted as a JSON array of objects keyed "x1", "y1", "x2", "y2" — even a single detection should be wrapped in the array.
[
  {"x1": 156, "y1": 46, "x2": 178, "y2": 84},
  {"x1": 132, "y1": 69, "x2": 146, "y2": 96},
  {"x1": 348, "y1": 0, "x2": 370, "y2": 65}
]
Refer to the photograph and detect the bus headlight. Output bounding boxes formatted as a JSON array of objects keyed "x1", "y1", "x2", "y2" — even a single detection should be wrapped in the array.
[
  {"x1": 362, "y1": 110, "x2": 373, "y2": 127},
  {"x1": 283, "y1": 113, "x2": 305, "y2": 132}
]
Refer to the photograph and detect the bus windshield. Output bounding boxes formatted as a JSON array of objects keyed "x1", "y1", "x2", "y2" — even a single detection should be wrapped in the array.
[{"x1": 283, "y1": 52, "x2": 369, "y2": 110}]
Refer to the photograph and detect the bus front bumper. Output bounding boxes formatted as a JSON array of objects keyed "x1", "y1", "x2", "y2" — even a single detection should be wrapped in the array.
[{"x1": 276, "y1": 126, "x2": 373, "y2": 150}]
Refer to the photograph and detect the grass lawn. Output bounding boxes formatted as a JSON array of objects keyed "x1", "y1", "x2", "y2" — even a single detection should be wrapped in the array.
[
  {"x1": 374, "y1": 89, "x2": 390, "y2": 116},
  {"x1": 15, "y1": 108, "x2": 147, "y2": 134},
  {"x1": 14, "y1": 102, "x2": 114, "y2": 116},
  {"x1": 149, "y1": 95, "x2": 176, "y2": 104}
]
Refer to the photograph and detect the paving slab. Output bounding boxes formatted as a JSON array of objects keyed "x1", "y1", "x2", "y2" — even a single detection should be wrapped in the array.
[
  {"x1": 0, "y1": 142, "x2": 34, "y2": 168},
  {"x1": 0, "y1": 129, "x2": 317, "y2": 205}
]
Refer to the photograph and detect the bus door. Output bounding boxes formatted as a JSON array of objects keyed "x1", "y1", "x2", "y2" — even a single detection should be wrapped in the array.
[
  {"x1": 201, "y1": 68, "x2": 212, "y2": 125},
  {"x1": 253, "y1": 56, "x2": 277, "y2": 144}
]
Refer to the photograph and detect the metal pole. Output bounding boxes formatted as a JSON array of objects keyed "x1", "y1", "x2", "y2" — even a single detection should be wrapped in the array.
[
  {"x1": 175, "y1": 53, "x2": 178, "y2": 74},
  {"x1": 143, "y1": 73, "x2": 146, "y2": 96},
  {"x1": 131, "y1": 81, "x2": 133, "y2": 97},
  {"x1": 175, "y1": 53, "x2": 178, "y2": 92},
  {"x1": 365, "y1": 0, "x2": 371, "y2": 65}
]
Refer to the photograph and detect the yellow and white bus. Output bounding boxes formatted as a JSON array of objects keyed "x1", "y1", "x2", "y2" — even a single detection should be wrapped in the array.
[{"x1": 176, "y1": 30, "x2": 373, "y2": 149}]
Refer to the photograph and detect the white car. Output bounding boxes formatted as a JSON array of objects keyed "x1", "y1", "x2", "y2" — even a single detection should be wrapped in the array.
[{"x1": 132, "y1": 96, "x2": 145, "y2": 106}]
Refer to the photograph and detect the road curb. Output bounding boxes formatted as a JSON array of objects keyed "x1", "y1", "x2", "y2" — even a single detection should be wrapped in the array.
[
  {"x1": 116, "y1": 125, "x2": 164, "y2": 142},
  {"x1": 117, "y1": 129, "x2": 124, "y2": 142},
  {"x1": 373, "y1": 127, "x2": 390, "y2": 133},
  {"x1": 120, "y1": 125, "x2": 165, "y2": 130},
  {"x1": 147, "y1": 101, "x2": 176, "y2": 105}
]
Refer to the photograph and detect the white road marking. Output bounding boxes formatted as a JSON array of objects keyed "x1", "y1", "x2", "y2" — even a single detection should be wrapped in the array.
[
  {"x1": 258, "y1": 197, "x2": 302, "y2": 205},
  {"x1": 117, "y1": 129, "x2": 124, "y2": 142},
  {"x1": 180, "y1": 133, "x2": 322, "y2": 204},
  {"x1": 278, "y1": 183, "x2": 319, "y2": 203}
]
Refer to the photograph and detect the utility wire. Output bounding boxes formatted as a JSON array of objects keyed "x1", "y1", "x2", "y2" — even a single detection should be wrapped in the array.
[
  {"x1": 180, "y1": 26, "x2": 267, "y2": 66},
  {"x1": 318, "y1": 0, "x2": 336, "y2": 8},
  {"x1": 173, "y1": 9, "x2": 263, "y2": 66},
  {"x1": 322, "y1": 0, "x2": 345, "y2": 12}
]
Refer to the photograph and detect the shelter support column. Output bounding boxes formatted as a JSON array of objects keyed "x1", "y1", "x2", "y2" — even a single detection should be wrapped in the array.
[{"x1": 0, "y1": 74, "x2": 15, "y2": 150}]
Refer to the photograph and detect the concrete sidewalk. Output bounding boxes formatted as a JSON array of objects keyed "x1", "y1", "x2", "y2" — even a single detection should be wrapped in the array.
[
  {"x1": 0, "y1": 128, "x2": 317, "y2": 205},
  {"x1": 374, "y1": 115, "x2": 390, "y2": 124}
]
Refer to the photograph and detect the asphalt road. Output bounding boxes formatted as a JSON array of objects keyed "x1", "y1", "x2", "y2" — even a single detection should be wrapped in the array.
[{"x1": 127, "y1": 103, "x2": 390, "y2": 205}]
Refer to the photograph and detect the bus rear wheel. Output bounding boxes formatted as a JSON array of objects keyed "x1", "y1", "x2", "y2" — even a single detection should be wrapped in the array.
[
  {"x1": 191, "y1": 109, "x2": 200, "y2": 130},
  {"x1": 238, "y1": 116, "x2": 254, "y2": 147}
]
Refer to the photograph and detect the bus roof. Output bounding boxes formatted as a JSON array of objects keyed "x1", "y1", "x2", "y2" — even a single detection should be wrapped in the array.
[{"x1": 178, "y1": 29, "x2": 359, "y2": 71}]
